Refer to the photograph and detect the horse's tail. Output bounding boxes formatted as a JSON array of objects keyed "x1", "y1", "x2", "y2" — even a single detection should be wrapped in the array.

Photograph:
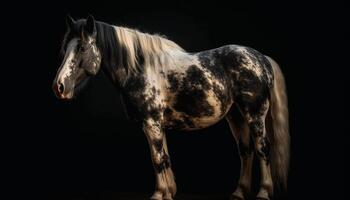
[{"x1": 266, "y1": 56, "x2": 290, "y2": 191}]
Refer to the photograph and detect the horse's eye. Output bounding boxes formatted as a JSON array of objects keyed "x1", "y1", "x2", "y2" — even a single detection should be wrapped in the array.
[{"x1": 77, "y1": 44, "x2": 85, "y2": 52}]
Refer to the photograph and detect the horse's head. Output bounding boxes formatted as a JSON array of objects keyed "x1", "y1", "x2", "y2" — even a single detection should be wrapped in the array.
[{"x1": 53, "y1": 15, "x2": 101, "y2": 100}]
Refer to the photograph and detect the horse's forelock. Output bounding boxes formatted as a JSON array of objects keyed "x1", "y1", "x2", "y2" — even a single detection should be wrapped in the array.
[{"x1": 60, "y1": 19, "x2": 86, "y2": 56}]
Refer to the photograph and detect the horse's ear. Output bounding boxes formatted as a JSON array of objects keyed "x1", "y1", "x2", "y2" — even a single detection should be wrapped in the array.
[
  {"x1": 85, "y1": 15, "x2": 96, "y2": 36},
  {"x1": 66, "y1": 14, "x2": 75, "y2": 29}
]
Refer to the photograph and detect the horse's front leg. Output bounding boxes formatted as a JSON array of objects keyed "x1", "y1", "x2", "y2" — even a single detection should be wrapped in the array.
[{"x1": 143, "y1": 119, "x2": 176, "y2": 200}]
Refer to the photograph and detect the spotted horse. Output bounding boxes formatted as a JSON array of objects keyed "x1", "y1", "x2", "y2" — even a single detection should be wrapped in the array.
[{"x1": 53, "y1": 15, "x2": 290, "y2": 200}]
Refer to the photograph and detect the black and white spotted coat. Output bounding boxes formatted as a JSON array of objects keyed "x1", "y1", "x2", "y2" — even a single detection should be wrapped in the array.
[{"x1": 119, "y1": 45, "x2": 273, "y2": 131}]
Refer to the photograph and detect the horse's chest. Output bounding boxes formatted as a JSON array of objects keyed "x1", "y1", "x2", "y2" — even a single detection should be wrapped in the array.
[{"x1": 163, "y1": 65, "x2": 232, "y2": 130}]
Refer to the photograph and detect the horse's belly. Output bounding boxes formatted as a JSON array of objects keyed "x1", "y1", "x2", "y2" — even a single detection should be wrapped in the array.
[
  {"x1": 163, "y1": 90, "x2": 233, "y2": 131},
  {"x1": 162, "y1": 62, "x2": 233, "y2": 130},
  {"x1": 164, "y1": 110, "x2": 224, "y2": 131}
]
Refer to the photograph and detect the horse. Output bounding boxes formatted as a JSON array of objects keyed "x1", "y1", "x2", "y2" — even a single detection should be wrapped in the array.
[{"x1": 52, "y1": 15, "x2": 290, "y2": 200}]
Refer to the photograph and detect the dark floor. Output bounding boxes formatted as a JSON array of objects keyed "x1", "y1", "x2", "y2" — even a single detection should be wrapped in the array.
[{"x1": 50, "y1": 193, "x2": 234, "y2": 200}]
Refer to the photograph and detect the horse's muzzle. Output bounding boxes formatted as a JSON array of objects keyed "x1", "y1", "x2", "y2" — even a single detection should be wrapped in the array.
[{"x1": 52, "y1": 81, "x2": 72, "y2": 100}]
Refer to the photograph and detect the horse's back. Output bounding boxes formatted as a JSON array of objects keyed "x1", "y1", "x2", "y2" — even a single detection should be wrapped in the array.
[
  {"x1": 197, "y1": 44, "x2": 273, "y2": 88},
  {"x1": 197, "y1": 45, "x2": 274, "y2": 110}
]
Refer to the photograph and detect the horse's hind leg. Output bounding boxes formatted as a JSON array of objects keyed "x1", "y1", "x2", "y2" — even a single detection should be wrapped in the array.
[
  {"x1": 143, "y1": 119, "x2": 176, "y2": 200},
  {"x1": 240, "y1": 100, "x2": 273, "y2": 200},
  {"x1": 226, "y1": 105, "x2": 254, "y2": 200}
]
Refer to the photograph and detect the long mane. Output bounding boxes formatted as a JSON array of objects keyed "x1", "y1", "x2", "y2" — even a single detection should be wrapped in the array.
[{"x1": 95, "y1": 22, "x2": 184, "y2": 76}]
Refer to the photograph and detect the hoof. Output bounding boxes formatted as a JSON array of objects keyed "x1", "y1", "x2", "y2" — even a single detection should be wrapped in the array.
[
  {"x1": 256, "y1": 188, "x2": 270, "y2": 200},
  {"x1": 150, "y1": 191, "x2": 173, "y2": 200},
  {"x1": 150, "y1": 197, "x2": 162, "y2": 200},
  {"x1": 150, "y1": 191, "x2": 163, "y2": 200},
  {"x1": 163, "y1": 193, "x2": 173, "y2": 200},
  {"x1": 231, "y1": 194, "x2": 244, "y2": 200}
]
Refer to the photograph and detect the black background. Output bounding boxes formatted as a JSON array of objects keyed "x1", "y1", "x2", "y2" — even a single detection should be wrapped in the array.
[{"x1": 5, "y1": 0, "x2": 345, "y2": 200}]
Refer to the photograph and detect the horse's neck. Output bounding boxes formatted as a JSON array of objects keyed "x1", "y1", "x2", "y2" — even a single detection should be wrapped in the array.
[
  {"x1": 101, "y1": 63, "x2": 128, "y2": 89},
  {"x1": 103, "y1": 32, "x2": 193, "y2": 91}
]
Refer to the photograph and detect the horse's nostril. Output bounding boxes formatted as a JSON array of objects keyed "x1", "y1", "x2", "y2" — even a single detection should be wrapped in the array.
[{"x1": 58, "y1": 82, "x2": 64, "y2": 94}]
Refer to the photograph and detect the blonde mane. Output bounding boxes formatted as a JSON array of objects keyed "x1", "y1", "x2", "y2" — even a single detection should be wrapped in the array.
[{"x1": 113, "y1": 26, "x2": 185, "y2": 72}]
